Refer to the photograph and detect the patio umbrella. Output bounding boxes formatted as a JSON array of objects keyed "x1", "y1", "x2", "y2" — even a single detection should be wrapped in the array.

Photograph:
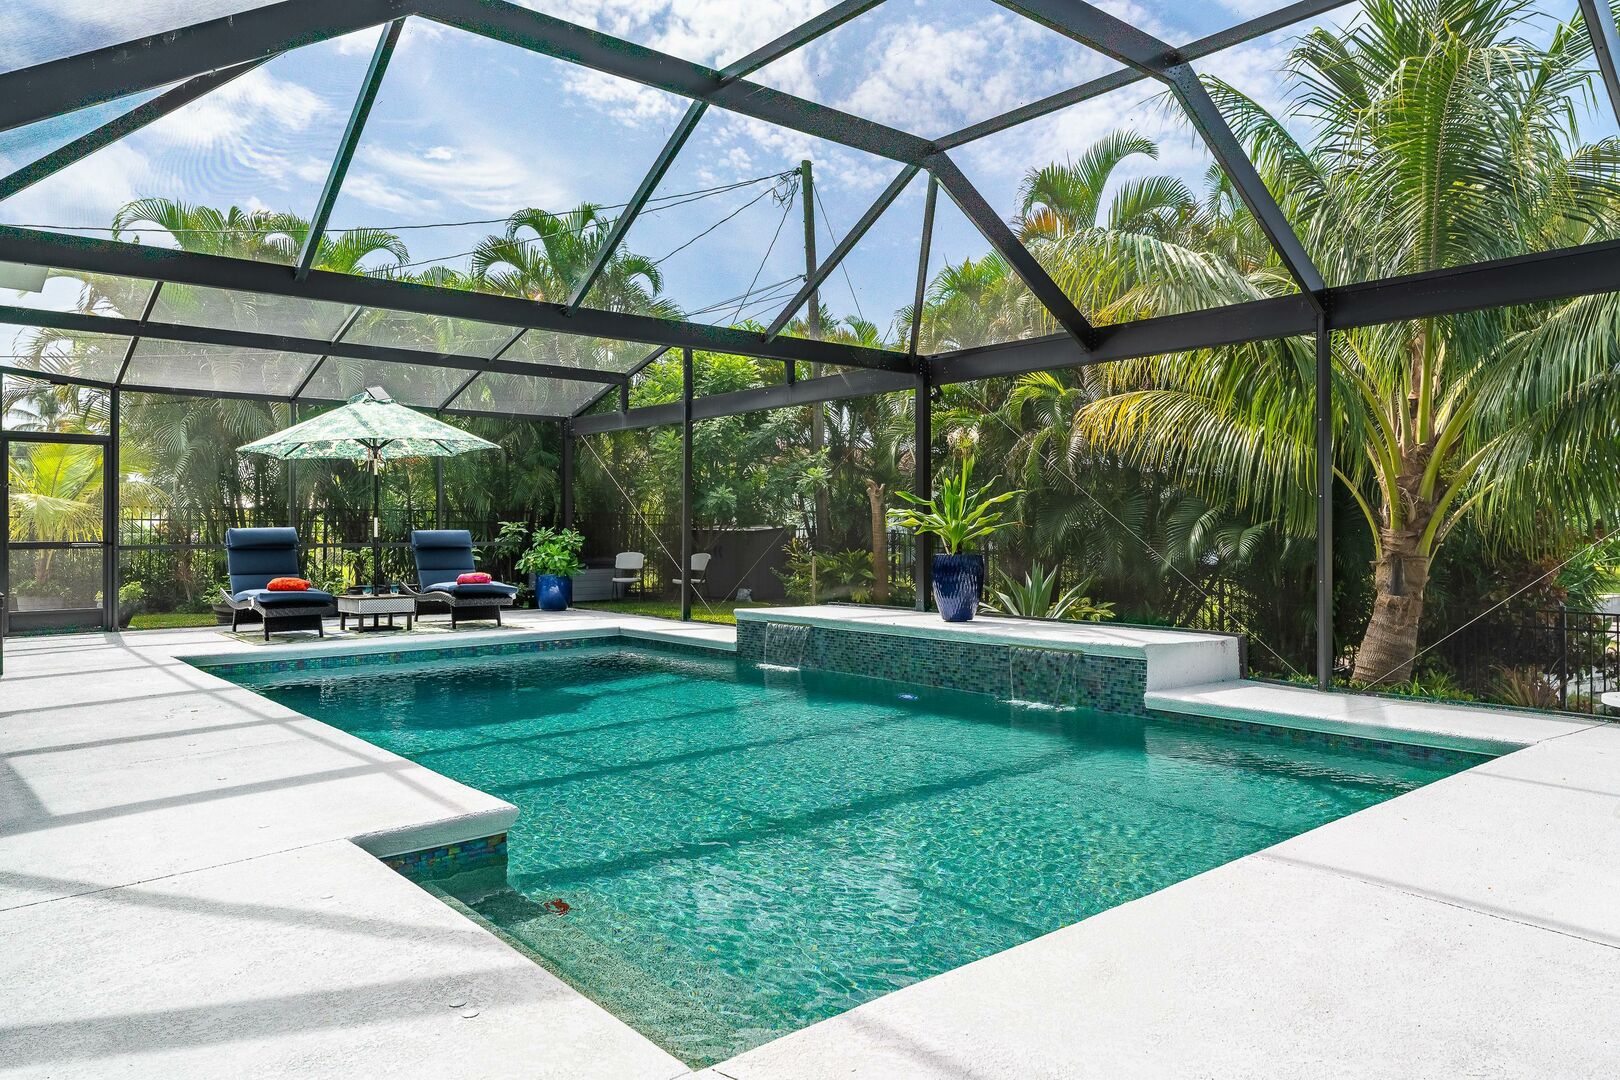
[{"x1": 239, "y1": 388, "x2": 499, "y2": 591}]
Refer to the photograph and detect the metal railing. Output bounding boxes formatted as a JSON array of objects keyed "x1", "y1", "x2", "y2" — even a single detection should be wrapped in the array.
[{"x1": 1439, "y1": 605, "x2": 1620, "y2": 715}]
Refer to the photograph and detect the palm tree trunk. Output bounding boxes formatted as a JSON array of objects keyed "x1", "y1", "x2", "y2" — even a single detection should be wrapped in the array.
[
  {"x1": 867, "y1": 479, "x2": 889, "y2": 604},
  {"x1": 1351, "y1": 524, "x2": 1432, "y2": 684}
]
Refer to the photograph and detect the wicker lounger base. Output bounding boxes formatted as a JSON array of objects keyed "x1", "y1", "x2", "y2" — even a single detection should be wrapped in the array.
[
  {"x1": 405, "y1": 587, "x2": 512, "y2": 628},
  {"x1": 220, "y1": 590, "x2": 329, "y2": 641}
]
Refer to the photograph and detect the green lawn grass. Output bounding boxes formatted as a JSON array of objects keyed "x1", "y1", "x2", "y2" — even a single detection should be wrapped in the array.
[
  {"x1": 573, "y1": 599, "x2": 770, "y2": 626},
  {"x1": 128, "y1": 612, "x2": 219, "y2": 630}
]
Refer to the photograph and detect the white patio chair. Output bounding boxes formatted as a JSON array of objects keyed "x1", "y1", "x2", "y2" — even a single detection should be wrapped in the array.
[
  {"x1": 612, "y1": 551, "x2": 646, "y2": 599},
  {"x1": 672, "y1": 553, "x2": 711, "y2": 597}
]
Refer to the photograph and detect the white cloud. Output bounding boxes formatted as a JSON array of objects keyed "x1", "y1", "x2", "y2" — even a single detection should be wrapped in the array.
[
  {"x1": 337, "y1": 171, "x2": 424, "y2": 217},
  {"x1": 563, "y1": 68, "x2": 682, "y2": 125},
  {"x1": 518, "y1": 0, "x2": 834, "y2": 66},
  {"x1": 155, "y1": 69, "x2": 327, "y2": 151},
  {"x1": 355, "y1": 143, "x2": 572, "y2": 215},
  {"x1": 1, "y1": 141, "x2": 148, "y2": 231}
]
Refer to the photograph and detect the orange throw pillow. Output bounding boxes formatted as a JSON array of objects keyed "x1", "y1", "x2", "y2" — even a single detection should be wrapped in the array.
[
  {"x1": 267, "y1": 577, "x2": 310, "y2": 591},
  {"x1": 457, "y1": 572, "x2": 492, "y2": 584}
]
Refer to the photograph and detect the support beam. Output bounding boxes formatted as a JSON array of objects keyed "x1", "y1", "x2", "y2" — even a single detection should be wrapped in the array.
[
  {"x1": 994, "y1": 1, "x2": 1325, "y2": 298},
  {"x1": 0, "y1": 0, "x2": 412, "y2": 135},
  {"x1": 574, "y1": 367, "x2": 913, "y2": 435},
  {"x1": 0, "y1": 226, "x2": 909, "y2": 373},
  {"x1": 802, "y1": 160, "x2": 821, "y2": 346},
  {"x1": 680, "y1": 347, "x2": 694, "y2": 622},
  {"x1": 0, "y1": 62, "x2": 268, "y2": 202},
  {"x1": 1315, "y1": 313, "x2": 1333, "y2": 691},
  {"x1": 913, "y1": 366, "x2": 932, "y2": 611},
  {"x1": 939, "y1": 0, "x2": 1352, "y2": 150},
  {"x1": 720, "y1": 0, "x2": 886, "y2": 81},
  {"x1": 571, "y1": 344, "x2": 670, "y2": 419},
  {"x1": 114, "y1": 284, "x2": 163, "y2": 385},
  {"x1": 908, "y1": 178, "x2": 939, "y2": 356},
  {"x1": 1580, "y1": 0, "x2": 1620, "y2": 129},
  {"x1": 569, "y1": 102, "x2": 708, "y2": 310},
  {"x1": 931, "y1": 297, "x2": 1314, "y2": 385},
  {"x1": 1, "y1": 304, "x2": 619, "y2": 389},
  {"x1": 926, "y1": 152, "x2": 1096, "y2": 347},
  {"x1": 296, "y1": 19, "x2": 403, "y2": 281},
  {"x1": 438, "y1": 328, "x2": 527, "y2": 410},
  {"x1": 104, "y1": 389, "x2": 120, "y2": 632},
  {"x1": 1165, "y1": 66, "x2": 1325, "y2": 299},
  {"x1": 415, "y1": 0, "x2": 934, "y2": 166},
  {"x1": 2, "y1": 0, "x2": 928, "y2": 175},
  {"x1": 766, "y1": 164, "x2": 918, "y2": 340},
  {"x1": 291, "y1": 307, "x2": 365, "y2": 400},
  {"x1": 560, "y1": 421, "x2": 575, "y2": 530},
  {"x1": 585, "y1": 227, "x2": 1620, "y2": 428}
]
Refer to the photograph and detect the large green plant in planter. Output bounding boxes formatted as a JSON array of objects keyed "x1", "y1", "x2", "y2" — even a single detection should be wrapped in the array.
[
  {"x1": 890, "y1": 456, "x2": 1021, "y2": 622},
  {"x1": 518, "y1": 527, "x2": 585, "y2": 611}
]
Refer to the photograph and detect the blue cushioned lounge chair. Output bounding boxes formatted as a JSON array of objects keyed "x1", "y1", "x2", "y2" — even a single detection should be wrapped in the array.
[
  {"x1": 405, "y1": 530, "x2": 517, "y2": 628},
  {"x1": 219, "y1": 528, "x2": 334, "y2": 640}
]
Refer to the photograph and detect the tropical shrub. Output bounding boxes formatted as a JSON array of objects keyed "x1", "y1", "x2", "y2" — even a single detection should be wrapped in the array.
[
  {"x1": 518, "y1": 527, "x2": 586, "y2": 578},
  {"x1": 890, "y1": 455, "x2": 1022, "y2": 555}
]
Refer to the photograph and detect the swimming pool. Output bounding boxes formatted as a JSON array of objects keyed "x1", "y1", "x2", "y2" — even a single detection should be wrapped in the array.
[{"x1": 225, "y1": 639, "x2": 1482, "y2": 1066}]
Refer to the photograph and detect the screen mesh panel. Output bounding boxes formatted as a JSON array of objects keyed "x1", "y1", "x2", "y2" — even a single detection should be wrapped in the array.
[
  {"x1": 298, "y1": 355, "x2": 471, "y2": 409},
  {"x1": 448, "y1": 370, "x2": 603, "y2": 417},
  {"x1": 121, "y1": 339, "x2": 314, "y2": 396}
]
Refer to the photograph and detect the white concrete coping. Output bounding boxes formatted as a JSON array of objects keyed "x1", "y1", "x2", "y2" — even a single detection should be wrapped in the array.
[
  {"x1": 737, "y1": 605, "x2": 1242, "y2": 691},
  {"x1": 183, "y1": 618, "x2": 734, "y2": 671},
  {"x1": 1148, "y1": 678, "x2": 1599, "y2": 754}
]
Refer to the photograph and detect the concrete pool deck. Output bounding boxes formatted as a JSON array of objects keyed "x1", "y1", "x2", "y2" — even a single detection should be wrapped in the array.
[
  {"x1": 2, "y1": 610, "x2": 1618, "y2": 1077},
  {"x1": 0, "y1": 612, "x2": 719, "y2": 1080}
]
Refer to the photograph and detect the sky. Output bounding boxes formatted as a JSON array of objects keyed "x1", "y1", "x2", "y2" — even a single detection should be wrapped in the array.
[{"x1": 0, "y1": 0, "x2": 1614, "y2": 363}]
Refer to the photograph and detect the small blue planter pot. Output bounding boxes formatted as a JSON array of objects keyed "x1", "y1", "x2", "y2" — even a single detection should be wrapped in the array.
[
  {"x1": 536, "y1": 574, "x2": 572, "y2": 611},
  {"x1": 931, "y1": 553, "x2": 984, "y2": 622}
]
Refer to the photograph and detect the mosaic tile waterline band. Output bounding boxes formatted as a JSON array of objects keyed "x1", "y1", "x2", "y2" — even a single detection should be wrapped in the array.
[{"x1": 737, "y1": 617, "x2": 1151, "y2": 716}]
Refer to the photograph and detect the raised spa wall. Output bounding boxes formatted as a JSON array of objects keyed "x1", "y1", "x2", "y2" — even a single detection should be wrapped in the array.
[{"x1": 735, "y1": 610, "x2": 1205, "y2": 716}]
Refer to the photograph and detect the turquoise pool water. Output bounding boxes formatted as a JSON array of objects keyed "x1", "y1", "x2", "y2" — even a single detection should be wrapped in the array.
[{"x1": 226, "y1": 641, "x2": 1480, "y2": 1066}]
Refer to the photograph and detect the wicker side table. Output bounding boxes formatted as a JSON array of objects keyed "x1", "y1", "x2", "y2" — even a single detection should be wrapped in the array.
[{"x1": 337, "y1": 593, "x2": 415, "y2": 633}]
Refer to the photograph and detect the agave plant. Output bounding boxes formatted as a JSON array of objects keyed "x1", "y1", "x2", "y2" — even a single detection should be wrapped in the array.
[{"x1": 985, "y1": 563, "x2": 1116, "y2": 622}]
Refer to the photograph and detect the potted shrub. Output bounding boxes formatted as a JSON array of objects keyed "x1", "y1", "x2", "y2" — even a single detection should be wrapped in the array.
[
  {"x1": 890, "y1": 455, "x2": 1021, "y2": 622},
  {"x1": 117, "y1": 581, "x2": 146, "y2": 630},
  {"x1": 518, "y1": 527, "x2": 585, "y2": 611}
]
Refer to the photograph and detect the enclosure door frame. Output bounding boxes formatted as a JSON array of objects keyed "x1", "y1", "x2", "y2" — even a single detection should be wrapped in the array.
[{"x1": 1, "y1": 425, "x2": 116, "y2": 634}]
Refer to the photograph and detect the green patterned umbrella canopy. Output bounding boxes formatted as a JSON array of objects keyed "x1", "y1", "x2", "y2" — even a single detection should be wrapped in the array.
[
  {"x1": 238, "y1": 388, "x2": 499, "y2": 594},
  {"x1": 239, "y1": 388, "x2": 498, "y2": 463}
]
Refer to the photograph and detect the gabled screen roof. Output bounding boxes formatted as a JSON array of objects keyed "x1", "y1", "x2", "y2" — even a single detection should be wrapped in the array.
[{"x1": 0, "y1": 0, "x2": 1617, "y2": 420}]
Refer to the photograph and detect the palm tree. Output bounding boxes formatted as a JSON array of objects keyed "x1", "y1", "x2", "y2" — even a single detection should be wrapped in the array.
[
  {"x1": 1059, "y1": 0, "x2": 1620, "y2": 681},
  {"x1": 473, "y1": 204, "x2": 682, "y2": 318},
  {"x1": 821, "y1": 316, "x2": 911, "y2": 603},
  {"x1": 113, "y1": 198, "x2": 407, "y2": 271}
]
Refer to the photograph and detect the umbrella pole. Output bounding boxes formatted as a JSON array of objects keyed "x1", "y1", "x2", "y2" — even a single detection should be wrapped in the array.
[{"x1": 372, "y1": 460, "x2": 383, "y2": 593}]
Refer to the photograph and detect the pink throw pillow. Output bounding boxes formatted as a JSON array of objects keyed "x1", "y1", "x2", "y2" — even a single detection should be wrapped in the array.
[{"x1": 457, "y1": 572, "x2": 492, "y2": 584}]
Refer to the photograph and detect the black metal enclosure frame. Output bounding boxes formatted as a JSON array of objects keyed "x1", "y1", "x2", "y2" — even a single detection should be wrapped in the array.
[{"x1": 5, "y1": 0, "x2": 1620, "y2": 684}]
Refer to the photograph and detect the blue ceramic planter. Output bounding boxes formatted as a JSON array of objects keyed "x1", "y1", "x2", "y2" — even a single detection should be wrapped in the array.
[
  {"x1": 931, "y1": 553, "x2": 984, "y2": 622},
  {"x1": 536, "y1": 574, "x2": 572, "y2": 611}
]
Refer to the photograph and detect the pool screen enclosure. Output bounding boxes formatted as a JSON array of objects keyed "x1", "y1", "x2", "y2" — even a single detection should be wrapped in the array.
[{"x1": 7, "y1": 0, "x2": 1620, "y2": 685}]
